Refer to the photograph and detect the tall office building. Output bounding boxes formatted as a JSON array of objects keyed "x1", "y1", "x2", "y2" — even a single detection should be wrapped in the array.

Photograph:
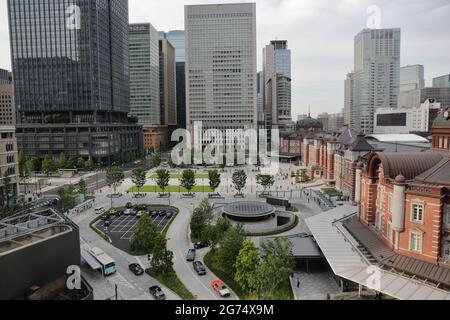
[
  {"x1": 129, "y1": 23, "x2": 160, "y2": 125},
  {"x1": 352, "y1": 28, "x2": 401, "y2": 134},
  {"x1": 257, "y1": 71, "x2": 264, "y2": 129},
  {"x1": 433, "y1": 74, "x2": 450, "y2": 88},
  {"x1": 399, "y1": 64, "x2": 425, "y2": 108},
  {"x1": 159, "y1": 39, "x2": 177, "y2": 126},
  {"x1": 344, "y1": 73, "x2": 354, "y2": 127},
  {"x1": 0, "y1": 69, "x2": 12, "y2": 85},
  {"x1": 160, "y1": 30, "x2": 186, "y2": 131},
  {"x1": 8, "y1": 0, "x2": 142, "y2": 163},
  {"x1": 185, "y1": 3, "x2": 257, "y2": 144},
  {"x1": 263, "y1": 40, "x2": 292, "y2": 133}
]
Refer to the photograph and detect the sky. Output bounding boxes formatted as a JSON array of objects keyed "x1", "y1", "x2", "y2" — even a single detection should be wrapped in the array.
[{"x1": 0, "y1": 0, "x2": 449, "y2": 118}]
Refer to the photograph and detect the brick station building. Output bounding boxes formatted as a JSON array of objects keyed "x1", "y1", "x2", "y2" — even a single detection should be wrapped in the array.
[{"x1": 355, "y1": 107, "x2": 450, "y2": 266}]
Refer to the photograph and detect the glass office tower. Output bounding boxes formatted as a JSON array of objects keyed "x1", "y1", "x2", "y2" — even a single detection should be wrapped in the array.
[{"x1": 8, "y1": 0, "x2": 142, "y2": 163}]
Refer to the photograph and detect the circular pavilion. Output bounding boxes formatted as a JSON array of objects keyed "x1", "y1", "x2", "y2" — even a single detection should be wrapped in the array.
[{"x1": 223, "y1": 201, "x2": 276, "y2": 222}]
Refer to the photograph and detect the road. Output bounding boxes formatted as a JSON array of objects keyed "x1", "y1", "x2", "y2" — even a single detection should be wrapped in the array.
[{"x1": 167, "y1": 201, "x2": 238, "y2": 301}]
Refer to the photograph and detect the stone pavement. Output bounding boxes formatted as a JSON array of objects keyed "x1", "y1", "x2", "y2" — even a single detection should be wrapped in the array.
[{"x1": 290, "y1": 271, "x2": 340, "y2": 300}]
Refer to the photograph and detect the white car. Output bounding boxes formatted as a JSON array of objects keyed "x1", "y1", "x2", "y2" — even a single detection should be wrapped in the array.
[{"x1": 124, "y1": 209, "x2": 133, "y2": 216}]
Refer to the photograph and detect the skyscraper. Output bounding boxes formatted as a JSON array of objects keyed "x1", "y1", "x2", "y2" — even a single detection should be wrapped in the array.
[
  {"x1": 400, "y1": 65, "x2": 425, "y2": 92},
  {"x1": 129, "y1": 23, "x2": 160, "y2": 126},
  {"x1": 263, "y1": 40, "x2": 292, "y2": 133},
  {"x1": 352, "y1": 28, "x2": 401, "y2": 134},
  {"x1": 185, "y1": 3, "x2": 257, "y2": 144},
  {"x1": 159, "y1": 39, "x2": 177, "y2": 126},
  {"x1": 344, "y1": 73, "x2": 354, "y2": 127},
  {"x1": 8, "y1": 0, "x2": 142, "y2": 163},
  {"x1": 0, "y1": 69, "x2": 12, "y2": 85}
]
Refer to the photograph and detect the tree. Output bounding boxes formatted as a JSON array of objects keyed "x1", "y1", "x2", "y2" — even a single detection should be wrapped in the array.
[
  {"x1": 106, "y1": 165, "x2": 125, "y2": 195},
  {"x1": 150, "y1": 234, "x2": 174, "y2": 274},
  {"x1": 67, "y1": 157, "x2": 76, "y2": 169},
  {"x1": 180, "y1": 169, "x2": 196, "y2": 194},
  {"x1": 155, "y1": 169, "x2": 170, "y2": 194},
  {"x1": 132, "y1": 167, "x2": 146, "y2": 195},
  {"x1": 42, "y1": 155, "x2": 56, "y2": 177},
  {"x1": 208, "y1": 170, "x2": 221, "y2": 194},
  {"x1": 300, "y1": 169, "x2": 310, "y2": 183},
  {"x1": 58, "y1": 153, "x2": 68, "y2": 169},
  {"x1": 256, "y1": 174, "x2": 275, "y2": 194},
  {"x1": 149, "y1": 153, "x2": 161, "y2": 168},
  {"x1": 84, "y1": 159, "x2": 94, "y2": 171},
  {"x1": 26, "y1": 157, "x2": 39, "y2": 173},
  {"x1": 190, "y1": 199, "x2": 214, "y2": 242},
  {"x1": 255, "y1": 238, "x2": 295, "y2": 299},
  {"x1": 131, "y1": 215, "x2": 159, "y2": 253},
  {"x1": 216, "y1": 225, "x2": 245, "y2": 275},
  {"x1": 201, "y1": 218, "x2": 231, "y2": 249},
  {"x1": 77, "y1": 157, "x2": 85, "y2": 170},
  {"x1": 58, "y1": 185, "x2": 76, "y2": 212},
  {"x1": 78, "y1": 178, "x2": 87, "y2": 197},
  {"x1": 232, "y1": 170, "x2": 247, "y2": 196},
  {"x1": 235, "y1": 240, "x2": 261, "y2": 293},
  {"x1": 19, "y1": 154, "x2": 30, "y2": 193}
]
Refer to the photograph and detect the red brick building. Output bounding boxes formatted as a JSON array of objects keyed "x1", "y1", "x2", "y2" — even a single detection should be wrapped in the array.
[{"x1": 356, "y1": 108, "x2": 450, "y2": 266}]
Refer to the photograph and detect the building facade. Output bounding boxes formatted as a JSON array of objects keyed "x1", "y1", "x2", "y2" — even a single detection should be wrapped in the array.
[
  {"x1": 357, "y1": 108, "x2": 450, "y2": 267},
  {"x1": 185, "y1": 3, "x2": 257, "y2": 145},
  {"x1": 0, "y1": 69, "x2": 12, "y2": 85},
  {"x1": 159, "y1": 39, "x2": 177, "y2": 127},
  {"x1": 374, "y1": 99, "x2": 441, "y2": 134},
  {"x1": 0, "y1": 126, "x2": 19, "y2": 208},
  {"x1": 352, "y1": 28, "x2": 401, "y2": 134},
  {"x1": 129, "y1": 23, "x2": 161, "y2": 125},
  {"x1": 8, "y1": 0, "x2": 142, "y2": 163},
  {"x1": 0, "y1": 84, "x2": 15, "y2": 125},
  {"x1": 433, "y1": 74, "x2": 450, "y2": 88},
  {"x1": 263, "y1": 40, "x2": 292, "y2": 133},
  {"x1": 344, "y1": 73, "x2": 354, "y2": 126}
]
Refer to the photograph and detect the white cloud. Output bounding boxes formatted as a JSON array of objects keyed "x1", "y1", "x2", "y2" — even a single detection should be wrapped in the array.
[{"x1": 0, "y1": 0, "x2": 449, "y2": 117}]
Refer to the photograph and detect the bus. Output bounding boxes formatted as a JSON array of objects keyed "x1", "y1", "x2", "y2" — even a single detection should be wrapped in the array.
[{"x1": 90, "y1": 247, "x2": 117, "y2": 276}]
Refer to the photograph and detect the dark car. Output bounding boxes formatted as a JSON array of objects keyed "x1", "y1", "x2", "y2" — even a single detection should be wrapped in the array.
[
  {"x1": 186, "y1": 249, "x2": 196, "y2": 262},
  {"x1": 151, "y1": 211, "x2": 158, "y2": 218},
  {"x1": 104, "y1": 220, "x2": 111, "y2": 228},
  {"x1": 194, "y1": 242, "x2": 210, "y2": 250},
  {"x1": 158, "y1": 210, "x2": 166, "y2": 217},
  {"x1": 193, "y1": 261, "x2": 207, "y2": 276},
  {"x1": 126, "y1": 202, "x2": 133, "y2": 209},
  {"x1": 101, "y1": 214, "x2": 110, "y2": 221},
  {"x1": 115, "y1": 210, "x2": 124, "y2": 217},
  {"x1": 129, "y1": 263, "x2": 144, "y2": 276},
  {"x1": 149, "y1": 286, "x2": 166, "y2": 300}
]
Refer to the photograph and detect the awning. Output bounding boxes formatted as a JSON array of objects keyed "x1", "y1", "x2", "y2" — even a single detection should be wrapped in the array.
[
  {"x1": 81, "y1": 249, "x2": 102, "y2": 271},
  {"x1": 305, "y1": 206, "x2": 450, "y2": 300}
]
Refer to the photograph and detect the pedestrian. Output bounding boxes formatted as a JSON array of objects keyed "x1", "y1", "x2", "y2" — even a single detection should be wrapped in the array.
[{"x1": 297, "y1": 278, "x2": 301, "y2": 288}]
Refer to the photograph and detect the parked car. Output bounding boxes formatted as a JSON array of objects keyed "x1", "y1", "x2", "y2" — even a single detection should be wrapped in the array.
[
  {"x1": 165, "y1": 211, "x2": 174, "y2": 219},
  {"x1": 186, "y1": 249, "x2": 196, "y2": 262},
  {"x1": 115, "y1": 210, "x2": 123, "y2": 217},
  {"x1": 101, "y1": 214, "x2": 110, "y2": 221},
  {"x1": 193, "y1": 261, "x2": 207, "y2": 276},
  {"x1": 212, "y1": 280, "x2": 231, "y2": 298},
  {"x1": 126, "y1": 202, "x2": 133, "y2": 209},
  {"x1": 149, "y1": 286, "x2": 166, "y2": 300},
  {"x1": 124, "y1": 209, "x2": 133, "y2": 216},
  {"x1": 104, "y1": 220, "x2": 111, "y2": 228},
  {"x1": 95, "y1": 207, "x2": 105, "y2": 215},
  {"x1": 129, "y1": 263, "x2": 144, "y2": 276},
  {"x1": 158, "y1": 210, "x2": 166, "y2": 217},
  {"x1": 194, "y1": 242, "x2": 210, "y2": 250},
  {"x1": 129, "y1": 210, "x2": 137, "y2": 217},
  {"x1": 151, "y1": 211, "x2": 158, "y2": 218}
]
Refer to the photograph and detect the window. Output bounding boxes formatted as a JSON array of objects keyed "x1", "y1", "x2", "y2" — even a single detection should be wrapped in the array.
[
  {"x1": 388, "y1": 193, "x2": 393, "y2": 213},
  {"x1": 410, "y1": 232, "x2": 423, "y2": 253},
  {"x1": 411, "y1": 203, "x2": 424, "y2": 222},
  {"x1": 387, "y1": 222, "x2": 393, "y2": 241}
]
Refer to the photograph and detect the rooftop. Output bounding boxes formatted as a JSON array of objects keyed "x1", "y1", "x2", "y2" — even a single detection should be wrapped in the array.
[
  {"x1": 366, "y1": 134, "x2": 429, "y2": 144},
  {"x1": 223, "y1": 201, "x2": 276, "y2": 219}
]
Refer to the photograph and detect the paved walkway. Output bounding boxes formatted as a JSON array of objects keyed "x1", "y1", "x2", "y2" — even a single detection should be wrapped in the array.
[{"x1": 290, "y1": 272, "x2": 340, "y2": 300}]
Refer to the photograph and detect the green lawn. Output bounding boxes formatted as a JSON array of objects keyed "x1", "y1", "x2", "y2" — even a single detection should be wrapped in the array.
[
  {"x1": 129, "y1": 185, "x2": 214, "y2": 193},
  {"x1": 321, "y1": 188, "x2": 341, "y2": 197},
  {"x1": 149, "y1": 173, "x2": 209, "y2": 179},
  {"x1": 147, "y1": 269, "x2": 194, "y2": 300}
]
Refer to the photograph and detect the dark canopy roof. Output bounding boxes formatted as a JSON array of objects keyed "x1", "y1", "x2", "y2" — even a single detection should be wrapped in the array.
[
  {"x1": 416, "y1": 158, "x2": 450, "y2": 185},
  {"x1": 432, "y1": 108, "x2": 450, "y2": 129}
]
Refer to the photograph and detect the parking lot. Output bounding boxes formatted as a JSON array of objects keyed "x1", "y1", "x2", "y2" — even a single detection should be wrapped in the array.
[{"x1": 95, "y1": 206, "x2": 176, "y2": 253}]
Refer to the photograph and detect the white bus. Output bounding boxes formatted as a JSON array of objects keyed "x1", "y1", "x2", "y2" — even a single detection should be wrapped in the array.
[{"x1": 90, "y1": 247, "x2": 117, "y2": 276}]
